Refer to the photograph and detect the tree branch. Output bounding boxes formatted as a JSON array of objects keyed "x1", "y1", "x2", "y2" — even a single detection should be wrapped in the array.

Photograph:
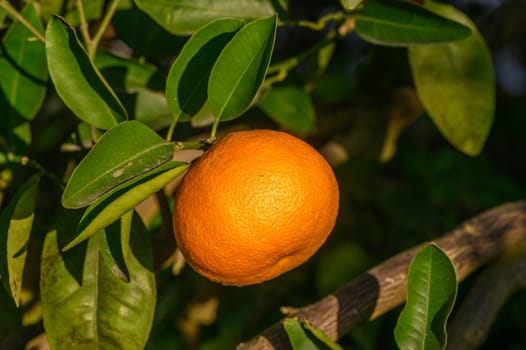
[{"x1": 237, "y1": 200, "x2": 526, "y2": 350}]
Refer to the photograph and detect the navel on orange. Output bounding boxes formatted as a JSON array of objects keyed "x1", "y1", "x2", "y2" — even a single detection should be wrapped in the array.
[{"x1": 173, "y1": 129, "x2": 339, "y2": 286}]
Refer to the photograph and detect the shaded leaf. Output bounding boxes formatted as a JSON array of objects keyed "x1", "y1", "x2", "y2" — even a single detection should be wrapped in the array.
[
  {"x1": 166, "y1": 18, "x2": 244, "y2": 122},
  {"x1": 209, "y1": 15, "x2": 277, "y2": 121},
  {"x1": 41, "y1": 213, "x2": 155, "y2": 350},
  {"x1": 96, "y1": 210, "x2": 133, "y2": 282},
  {"x1": 259, "y1": 86, "x2": 316, "y2": 135},
  {"x1": 408, "y1": 1, "x2": 494, "y2": 155},
  {"x1": 40, "y1": 0, "x2": 104, "y2": 24},
  {"x1": 355, "y1": 0, "x2": 471, "y2": 46},
  {"x1": 112, "y1": 3, "x2": 187, "y2": 59},
  {"x1": 134, "y1": 0, "x2": 278, "y2": 35},
  {"x1": 0, "y1": 175, "x2": 39, "y2": 306},
  {"x1": 394, "y1": 244, "x2": 457, "y2": 350},
  {"x1": 0, "y1": 3, "x2": 47, "y2": 152},
  {"x1": 95, "y1": 51, "x2": 172, "y2": 130},
  {"x1": 46, "y1": 16, "x2": 127, "y2": 130},
  {"x1": 62, "y1": 121, "x2": 174, "y2": 209},
  {"x1": 129, "y1": 88, "x2": 173, "y2": 131},
  {"x1": 64, "y1": 161, "x2": 188, "y2": 250},
  {"x1": 95, "y1": 50, "x2": 164, "y2": 91}
]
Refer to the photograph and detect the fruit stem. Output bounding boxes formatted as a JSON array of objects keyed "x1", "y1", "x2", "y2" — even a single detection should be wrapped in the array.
[
  {"x1": 165, "y1": 115, "x2": 179, "y2": 142},
  {"x1": 173, "y1": 141, "x2": 208, "y2": 151},
  {"x1": 208, "y1": 117, "x2": 220, "y2": 143},
  {"x1": 0, "y1": 1, "x2": 45, "y2": 43}
]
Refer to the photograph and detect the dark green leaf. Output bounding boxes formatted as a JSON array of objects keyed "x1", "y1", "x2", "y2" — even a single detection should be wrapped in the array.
[
  {"x1": 134, "y1": 0, "x2": 278, "y2": 35},
  {"x1": 259, "y1": 86, "x2": 316, "y2": 135},
  {"x1": 62, "y1": 121, "x2": 174, "y2": 209},
  {"x1": 46, "y1": 16, "x2": 127, "y2": 130},
  {"x1": 408, "y1": 2, "x2": 494, "y2": 156},
  {"x1": 355, "y1": 0, "x2": 471, "y2": 46},
  {"x1": 41, "y1": 212, "x2": 156, "y2": 350},
  {"x1": 95, "y1": 51, "x2": 172, "y2": 130},
  {"x1": 96, "y1": 210, "x2": 133, "y2": 282},
  {"x1": 209, "y1": 15, "x2": 277, "y2": 121},
  {"x1": 95, "y1": 50, "x2": 164, "y2": 91},
  {"x1": 0, "y1": 175, "x2": 39, "y2": 307},
  {"x1": 0, "y1": 3, "x2": 47, "y2": 152},
  {"x1": 112, "y1": 3, "x2": 187, "y2": 59},
  {"x1": 394, "y1": 244, "x2": 457, "y2": 350},
  {"x1": 166, "y1": 18, "x2": 244, "y2": 122},
  {"x1": 64, "y1": 161, "x2": 188, "y2": 250}
]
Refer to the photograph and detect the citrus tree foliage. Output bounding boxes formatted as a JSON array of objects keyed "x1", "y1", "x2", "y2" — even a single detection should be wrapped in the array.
[{"x1": 0, "y1": 0, "x2": 504, "y2": 348}]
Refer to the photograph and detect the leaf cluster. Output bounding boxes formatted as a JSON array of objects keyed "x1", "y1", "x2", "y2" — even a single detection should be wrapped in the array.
[{"x1": 0, "y1": 0, "x2": 509, "y2": 349}]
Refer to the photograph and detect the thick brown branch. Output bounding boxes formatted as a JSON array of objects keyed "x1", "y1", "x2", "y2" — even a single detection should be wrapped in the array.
[{"x1": 237, "y1": 200, "x2": 526, "y2": 350}]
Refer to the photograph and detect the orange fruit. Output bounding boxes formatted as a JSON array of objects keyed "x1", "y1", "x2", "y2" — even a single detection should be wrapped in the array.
[{"x1": 172, "y1": 129, "x2": 339, "y2": 286}]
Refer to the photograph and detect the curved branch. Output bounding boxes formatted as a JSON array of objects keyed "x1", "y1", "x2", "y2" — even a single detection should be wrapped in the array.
[{"x1": 237, "y1": 200, "x2": 526, "y2": 350}]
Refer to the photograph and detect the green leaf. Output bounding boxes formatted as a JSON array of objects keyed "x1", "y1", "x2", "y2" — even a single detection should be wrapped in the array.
[
  {"x1": 96, "y1": 210, "x2": 133, "y2": 282},
  {"x1": 394, "y1": 244, "x2": 457, "y2": 350},
  {"x1": 0, "y1": 175, "x2": 39, "y2": 307},
  {"x1": 284, "y1": 318, "x2": 341, "y2": 350},
  {"x1": 64, "y1": 161, "x2": 189, "y2": 250},
  {"x1": 134, "y1": 0, "x2": 278, "y2": 35},
  {"x1": 46, "y1": 15, "x2": 127, "y2": 130},
  {"x1": 341, "y1": 0, "x2": 362, "y2": 10},
  {"x1": 62, "y1": 121, "x2": 174, "y2": 209},
  {"x1": 209, "y1": 14, "x2": 277, "y2": 121},
  {"x1": 304, "y1": 322, "x2": 344, "y2": 350},
  {"x1": 40, "y1": 0, "x2": 104, "y2": 24},
  {"x1": 408, "y1": 1, "x2": 494, "y2": 156},
  {"x1": 95, "y1": 50, "x2": 164, "y2": 91},
  {"x1": 0, "y1": 3, "x2": 47, "y2": 152},
  {"x1": 41, "y1": 212, "x2": 156, "y2": 350},
  {"x1": 129, "y1": 88, "x2": 174, "y2": 131},
  {"x1": 355, "y1": 0, "x2": 471, "y2": 46},
  {"x1": 259, "y1": 86, "x2": 316, "y2": 135},
  {"x1": 95, "y1": 51, "x2": 172, "y2": 130},
  {"x1": 166, "y1": 18, "x2": 244, "y2": 122}
]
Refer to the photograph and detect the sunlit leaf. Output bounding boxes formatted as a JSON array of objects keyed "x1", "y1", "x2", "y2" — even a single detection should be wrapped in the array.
[
  {"x1": 259, "y1": 86, "x2": 316, "y2": 135},
  {"x1": 166, "y1": 18, "x2": 244, "y2": 122},
  {"x1": 41, "y1": 212, "x2": 155, "y2": 349},
  {"x1": 0, "y1": 175, "x2": 39, "y2": 307},
  {"x1": 340, "y1": 0, "x2": 362, "y2": 10},
  {"x1": 64, "y1": 161, "x2": 188, "y2": 250},
  {"x1": 209, "y1": 15, "x2": 277, "y2": 121},
  {"x1": 408, "y1": 1, "x2": 494, "y2": 156},
  {"x1": 46, "y1": 16, "x2": 127, "y2": 130},
  {"x1": 304, "y1": 322, "x2": 344, "y2": 350},
  {"x1": 394, "y1": 244, "x2": 457, "y2": 350},
  {"x1": 355, "y1": 0, "x2": 471, "y2": 46},
  {"x1": 0, "y1": 3, "x2": 47, "y2": 152},
  {"x1": 284, "y1": 318, "x2": 341, "y2": 350},
  {"x1": 62, "y1": 121, "x2": 174, "y2": 209},
  {"x1": 134, "y1": 0, "x2": 278, "y2": 35}
]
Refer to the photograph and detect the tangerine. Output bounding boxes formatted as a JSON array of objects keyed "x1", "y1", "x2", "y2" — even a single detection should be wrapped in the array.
[{"x1": 173, "y1": 129, "x2": 339, "y2": 286}]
